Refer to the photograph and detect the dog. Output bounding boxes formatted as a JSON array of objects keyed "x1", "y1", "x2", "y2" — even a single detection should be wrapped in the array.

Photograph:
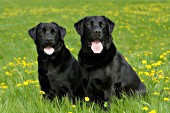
[
  {"x1": 74, "y1": 16, "x2": 146, "y2": 109},
  {"x1": 28, "y1": 22, "x2": 83, "y2": 104}
]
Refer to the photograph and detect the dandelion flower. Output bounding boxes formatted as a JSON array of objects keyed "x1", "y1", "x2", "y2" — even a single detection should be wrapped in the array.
[
  {"x1": 153, "y1": 92, "x2": 160, "y2": 95},
  {"x1": 164, "y1": 87, "x2": 169, "y2": 90},
  {"x1": 148, "y1": 110, "x2": 157, "y2": 113},
  {"x1": 163, "y1": 98, "x2": 169, "y2": 101},
  {"x1": 68, "y1": 112, "x2": 72, "y2": 113},
  {"x1": 146, "y1": 65, "x2": 152, "y2": 69},
  {"x1": 138, "y1": 71, "x2": 144, "y2": 75},
  {"x1": 142, "y1": 60, "x2": 147, "y2": 64},
  {"x1": 23, "y1": 81, "x2": 28, "y2": 85},
  {"x1": 142, "y1": 106, "x2": 148, "y2": 111},
  {"x1": 144, "y1": 72, "x2": 149, "y2": 76},
  {"x1": 1, "y1": 83, "x2": 5, "y2": 86},
  {"x1": 3, "y1": 66, "x2": 6, "y2": 69},
  {"x1": 5, "y1": 71, "x2": 10, "y2": 75},
  {"x1": 2, "y1": 86, "x2": 8, "y2": 89},
  {"x1": 85, "y1": 97, "x2": 90, "y2": 101},
  {"x1": 17, "y1": 84, "x2": 22, "y2": 87},
  {"x1": 160, "y1": 55, "x2": 164, "y2": 59}
]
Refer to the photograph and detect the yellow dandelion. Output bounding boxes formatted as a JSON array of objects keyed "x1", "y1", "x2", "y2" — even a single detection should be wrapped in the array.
[
  {"x1": 153, "y1": 92, "x2": 160, "y2": 95},
  {"x1": 142, "y1": 106, "x2": 148, "y2": 111},
  {"x1": 70, "y1": 104, "x2": 76, "y2": 108},
  {"x1": 17, "y1": 84, "x2": 22, "y2": 87},
  {"x1": 8, "y1": 62, "x2": 14, "y2": 66},
  {"x1": 138, "y1": 71, "x2": 144, "y2": 75},
  {"x1": 164, "y1": 87, "x2": 169, "y2": 90},
  {"x1": 163, "y1": 57, "x2": 167, "y2": 60},
  {"x1": 149, "y1": 72, "x2": 154, "y2": 76},
  {"x1": 3, "y1": 66, "x2": 6, "y2": 69},
  {"x1": 1, "y1": 83, "x2": 5, "y2": 86},
  {"x1": 2, "y1": 86, "x2": 8, "y2": 89},
  {"x1": 159, "y1": 55, "x2": 164, "y2": 59},
  {"x1": 22, "y1": 60, "x2": 27, "y2": 67},
  {"x1": 40, "y1": 91, "x2": 45, "y2": 94},
  {"x1": 5, "y1": 71, "x2": 10, "y2": 75},
  {"x1": 156, "y1": 61, "x2": 162, "y2": 66},
  {"x1": 142, "y1": 60, "x2": 147, "y2": 64},
  {"x1": 148, "y1": 110, "x2": 157, "y2": 113},
  {"x1": 25, "y1": 70, "x2": 29, "y2": 73},
  {"x1": 85, "y1": 97, "x2": 90, "y2": 102},
  {"x1": 68, "y1": 112, "x2": 72, "y2": 113},
  {"x1": 146, "y1": 65, "x2": 152, "y2": 69},
  {"x1": 23, "y1": 81, "x2": 28, "y2": 85},
  {"x1": 158, "y1": 75, "x2": 164, "y2": 79},
  {"x1": 158, "y1": 70, "x2": 163, "y2": 73},
  {"x1": 144, "y1": 72, "x2": 149, "y2": 76},
  {"x1": 163, "y1": 98, "x2": 169, "y2": 101},
  {"x1": 163, "y1": 53, "x2": 167, "y2": 56},
  {"x1": 23, "y1": 57, "x2": 27, "y2": 60},
  {"x1": 151, "y1": 70, "x2": 155, "y2": 73}
]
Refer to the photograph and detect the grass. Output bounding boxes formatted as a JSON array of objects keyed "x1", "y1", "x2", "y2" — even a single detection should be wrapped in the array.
[{"x1": 0, "y1": 0, "x2": 169, "y2": 113}]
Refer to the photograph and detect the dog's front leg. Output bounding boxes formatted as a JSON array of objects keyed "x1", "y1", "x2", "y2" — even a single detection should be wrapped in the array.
[
  {"x1": 68, "y1": 92, "x2": 76, "y2": 104},
  {"x1": 103, "y1": 90, "x2": 111, "y2": 111}
]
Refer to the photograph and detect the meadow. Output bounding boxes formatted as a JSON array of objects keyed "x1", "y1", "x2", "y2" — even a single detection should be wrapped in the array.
[{"x1": 0, "y1": 0, "x2": 169, "y2": 113}]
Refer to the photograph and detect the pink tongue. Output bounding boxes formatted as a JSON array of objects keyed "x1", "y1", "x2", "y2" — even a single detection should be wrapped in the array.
[
  {"x1": 44, "y1": 46, "x2": 55, "y2": 55},
  {"x1": 91, "y1": 40, "x2": 103, "y2": 53}
]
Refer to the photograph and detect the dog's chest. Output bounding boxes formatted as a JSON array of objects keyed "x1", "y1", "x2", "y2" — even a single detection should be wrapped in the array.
[
  {"x1": 86, "y1": 65, "x2": 112, "y2": 79},
  {"x1": 47, "y1": 62, "x2": 57, "y2": 73}
]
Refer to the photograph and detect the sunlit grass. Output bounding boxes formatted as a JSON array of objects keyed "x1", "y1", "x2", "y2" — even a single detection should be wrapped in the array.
[{"x1": 0, "y1": 0, "x2": 169, "y2": 113}]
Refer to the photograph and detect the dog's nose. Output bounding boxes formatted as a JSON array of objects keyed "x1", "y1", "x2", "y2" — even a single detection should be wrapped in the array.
[
  {"x1": 94, "y1": 29, "x2": 101, "y2": 35},
  {"x1": 46, "y1": 38, "x2": 53, "y2": 43}
]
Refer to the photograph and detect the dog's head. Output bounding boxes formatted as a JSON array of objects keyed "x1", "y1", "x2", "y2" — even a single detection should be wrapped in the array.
[
  {"x1": 28, "y1": 22, "x2": 66, "y2": 55},
  {"x1": 74, "y1": 16, "x2": 115, "y2": 54}
]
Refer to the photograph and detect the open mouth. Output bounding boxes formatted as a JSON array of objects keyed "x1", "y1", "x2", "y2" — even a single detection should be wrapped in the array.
[
  {"x1": 44, "y1": 46, "x2": 55, "y2": 55},
  {"x1": 90, "y1": 39, "x2": 103, "y2": 54}
]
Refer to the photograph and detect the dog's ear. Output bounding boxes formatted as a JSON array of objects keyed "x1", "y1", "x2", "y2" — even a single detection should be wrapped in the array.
[
  {"x1": 28, "y1": 27, "x2": 37, "y2": 41},
  {"x1": 74, "y1": 18, "x2": 84, "y2": 36},
  {"x1": 59, "y1": 26, "x2": 66, "y2": 40},
  {"x1": 102, "y1": 16, "x2": 115, "y2": 34},
  {"x1": 51, "y1": 22, "x2": 66, "y2": 40},
  {"x1": 82, "y1": 78, "x2": 88, "y2": 88},
  {"x1": 28, "y1": 23, "x2": 42, "y2": 41}
]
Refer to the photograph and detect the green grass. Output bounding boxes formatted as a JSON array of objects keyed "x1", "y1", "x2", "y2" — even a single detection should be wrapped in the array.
[{"x1": 0, "y1": 0, "x2": 169, "y2": 113}]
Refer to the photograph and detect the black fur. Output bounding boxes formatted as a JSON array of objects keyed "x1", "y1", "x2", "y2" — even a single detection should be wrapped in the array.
[
  {"x1": 28, "y1": 22, "x2": 83, "y2": 104},
  {"x1": 74, "y1": 16, "x2": 146, "y2": 109}
]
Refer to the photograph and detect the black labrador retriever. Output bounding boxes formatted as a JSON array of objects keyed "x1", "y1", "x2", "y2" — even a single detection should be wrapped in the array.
[
  {"x1": 74, "y1": 16, "x2": 146, "y2": 109},
  {"x1": 28, "y1": 22, "x2": 83, "y2": 104}
]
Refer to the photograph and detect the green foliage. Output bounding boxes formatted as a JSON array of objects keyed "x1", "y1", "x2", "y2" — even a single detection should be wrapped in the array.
[{"x1": 0, "y1": 0, "x2": 169, "y2": 113}]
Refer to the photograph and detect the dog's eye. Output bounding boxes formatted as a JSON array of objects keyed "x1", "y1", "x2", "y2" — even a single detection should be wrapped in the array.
[
  {"x1": 38, "y1": 30, "x2": 43, "y2": 34},
  {"x1": 90, "y1": 21, "x2": 94, "y2": 27},
  {"x1": 86, "y1": 23, "x2": 91, "y2": 27},
  {"x1": 99, "y1": 21, "x2": 105, "y2": 28},
  {"x1": 38, "y1": 28, "x2": 46, "y2": 34},
  {"x1": 51, "y1": 28, "x2": 57, "y2": 34}
]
